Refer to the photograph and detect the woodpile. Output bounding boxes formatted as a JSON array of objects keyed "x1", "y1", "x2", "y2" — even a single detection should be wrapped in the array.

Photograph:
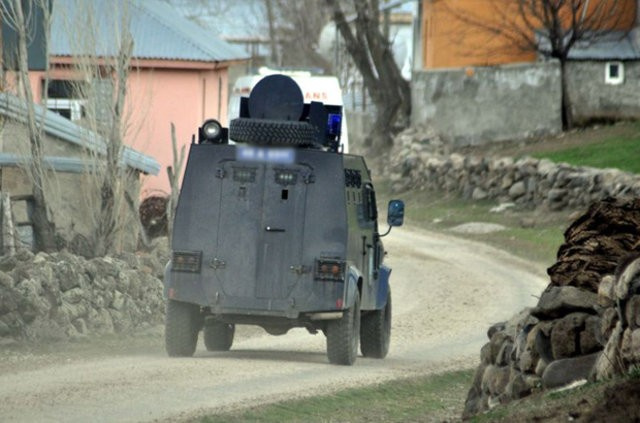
[{"x1": 547, "y1": 197, "x2": 640, "y2": 291}]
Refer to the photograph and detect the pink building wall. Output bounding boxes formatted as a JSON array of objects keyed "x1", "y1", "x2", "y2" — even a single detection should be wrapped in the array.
[{"x1": 27, "y1": 59, "x2": 232, "y2": 197}]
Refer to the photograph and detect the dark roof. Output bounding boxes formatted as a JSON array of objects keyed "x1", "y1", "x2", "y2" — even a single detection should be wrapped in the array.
[
  {"x1": 538, "y1": 29, "x2": 640, "y2": 60},
  {"x1": 50, "y1": 0, "x2": 249, "y2": 63},
  {"x1": 0, "y1": 93, "x2": 160, "y2": 175}
]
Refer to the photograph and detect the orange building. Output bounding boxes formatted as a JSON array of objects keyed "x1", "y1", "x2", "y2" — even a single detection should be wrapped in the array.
[{"x1": 420, "y1": 0, "x2": 638, "y2": 69}]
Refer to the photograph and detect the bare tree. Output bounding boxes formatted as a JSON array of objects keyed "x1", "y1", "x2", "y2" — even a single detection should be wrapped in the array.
[
  {"x1": 60, "y1": 0, "x2": 138, "y2": 257},
  {"x1": 325, "y1": 0, "x2": 411, "y2": 151},
  {"x1": 166, "y1": 122, "x2": 185, "y2": 246},
  {"x1": 438, "y1": 0, "x2": 631, "y2": 130},
  {"x1": 266, "y1": 0, "x2": 333, "y2": 71},
  {"x1": 0, "y1": 0, "x2": 57, "y2": 252}
]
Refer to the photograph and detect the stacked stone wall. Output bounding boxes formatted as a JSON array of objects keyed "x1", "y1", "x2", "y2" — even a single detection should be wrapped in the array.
[
  {"x1": 388, "y1": 128, "x2": 640, "y2": 211},
  {"x1": 0, "y1": 239, "x2": 169, "y2": 343}
]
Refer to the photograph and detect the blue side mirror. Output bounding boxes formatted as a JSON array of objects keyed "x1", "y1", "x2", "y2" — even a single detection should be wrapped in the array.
[{"x1": 387, "y1": 199, "x2": 404, "y2": 227}]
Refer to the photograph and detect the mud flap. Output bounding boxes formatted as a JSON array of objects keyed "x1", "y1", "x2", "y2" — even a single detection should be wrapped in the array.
[
  {"x1": 163, "y1": 261, "x2": 172, "y2": 298},
  {"x1": 376, "y1": 265, "x2": 391, "y2": 310},
  {"x1": 344, "y1": 267, "x2": 360, "y2": 309}
]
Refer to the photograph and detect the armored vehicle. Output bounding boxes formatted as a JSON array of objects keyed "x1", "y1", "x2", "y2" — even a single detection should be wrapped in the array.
[{"x1": 163, "y1": 75, "x2": 404, "y2": 365}]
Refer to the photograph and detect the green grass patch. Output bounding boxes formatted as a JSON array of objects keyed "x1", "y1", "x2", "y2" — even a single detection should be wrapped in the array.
[
  {"x1": 377, "y1": 183, "x2": 567, "y2": 266},
  {"x1": 198, "y1": 369, "x2": 474, "y2": 423},
  {"x1": 531, "y1": 125, "x2": 640, "y2": 173}
]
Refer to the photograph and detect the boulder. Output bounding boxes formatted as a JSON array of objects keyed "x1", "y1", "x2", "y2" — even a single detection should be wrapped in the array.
[
  {"x1": 505, "y1": 370, "x2": 540, "y2": 400},
  {"x1": 508, "y1": 181, "x2": 526, "y2": 198},
  {"x1": 487, "y1": 321, "x2": 506, "y2": 339},
  {"x1": 597, "y1": 275, "x2": 616, "y2": 307},
  {"x1": 625, "y1": 295, "x2": 640, "y2": 329},
  {"x1": 534, "y1": 322, "x2": 555, "y2": 363},
  {"x1": 542, "y1": 352, "x2": 600, "y2": 389},
  {"x1": 483, "y1": 365, "x2": 511, "y2": 397},
  {"x1": 496, "y1": 341, "x2": 513, "y2": 367},
  {"x1": 550, "y1": 312, "x2": 590, "y2": 359},
  {"x1": 489, "y1": 331, "x2": 512, "y2": 365},
  {"x1": 581, "y1": 315, "x2": 603, "y2": 354},
  {"x1": 615, "y1": 256, "x2": 640, "y2": 300},
  {"x1": 472, "y1": 187, "x2": 488, "y2": 200},
  {"x1": 532, "y1": 286, "x2": 597, "y2": 319},
  {"x1": 594, "y1": 322, "x2": 625, "y2": 380},
  {"x1": 462, "y1": 364, "x2": 489, "y2": 420}
]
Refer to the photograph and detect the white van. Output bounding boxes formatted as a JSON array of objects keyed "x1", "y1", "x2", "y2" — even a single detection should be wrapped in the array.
[{"x1": 229, "y1": 68, "x2": 350, "y2": 153}]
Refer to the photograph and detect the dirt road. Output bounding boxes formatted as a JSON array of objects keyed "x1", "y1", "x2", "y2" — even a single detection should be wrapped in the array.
[{"x1": 0, "y1": 227, "x2": 548, "y2": 422}]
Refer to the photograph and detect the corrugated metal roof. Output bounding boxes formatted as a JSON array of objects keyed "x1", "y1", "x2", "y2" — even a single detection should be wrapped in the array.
[
  {"x1": 538, "y1": 30, "x2": 640, "y2": 60},
  {"x1": 0, "y1": 92, "x2": 160, "y2": 175},
  {"x1": 0, "y1": 153, "x2": 108, "y2": 174},
  {"x1": 50, "y1": 0, "x2": 249, "y2": 63}
]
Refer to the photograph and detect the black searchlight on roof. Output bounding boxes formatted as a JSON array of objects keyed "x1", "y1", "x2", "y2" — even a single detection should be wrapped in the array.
[{"x1": 198, "y1": 119, "x2": 228, "y2": 144}]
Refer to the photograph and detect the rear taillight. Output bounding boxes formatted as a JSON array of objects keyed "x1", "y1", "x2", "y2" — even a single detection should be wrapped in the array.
[
  {"x1": 315, "y1": 258, "x2": 346, "y2": 282},
  {"x1": 172, "y1": 251, "x2": 202, "y2": 273}
]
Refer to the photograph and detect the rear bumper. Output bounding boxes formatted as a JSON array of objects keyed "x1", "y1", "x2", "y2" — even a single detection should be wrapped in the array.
[{"x1": 207, "y1": 310, "x2": 343, "y2": 327}]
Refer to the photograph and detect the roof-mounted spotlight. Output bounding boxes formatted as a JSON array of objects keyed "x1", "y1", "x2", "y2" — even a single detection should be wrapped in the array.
[{"x1": 198, "y1": 119, "x2": 228, "y2": 144}]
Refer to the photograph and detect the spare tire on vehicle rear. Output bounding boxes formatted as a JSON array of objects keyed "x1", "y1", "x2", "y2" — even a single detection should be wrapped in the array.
[{"x1": 229, "y1": 118, "x2": 319, "y2": 147}]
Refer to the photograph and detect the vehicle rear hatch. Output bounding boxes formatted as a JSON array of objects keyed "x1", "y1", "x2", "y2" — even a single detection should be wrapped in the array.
[{"x1": 214, "y1": 157, "x2": 312, "y2": 302}]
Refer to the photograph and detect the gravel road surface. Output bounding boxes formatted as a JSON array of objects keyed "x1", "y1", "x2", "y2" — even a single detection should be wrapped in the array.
[{"x1": 0, "y1": 227, "x2": 548, "y2": 422}]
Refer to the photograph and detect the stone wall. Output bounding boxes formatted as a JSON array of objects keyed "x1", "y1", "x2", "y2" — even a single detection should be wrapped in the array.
[
  {"x1": 463, "y1": 198, "x2": 640, "y2": 418},
  {"x1": 410, "y1": 60, "x2": 640, "y2": 147},
  {"x1": 388, "y1": 127, "x2": 640, "y2": 211},
  {"x1": 411, "y1": 62, "x2": 563, "y2": 147},
  {"x1": 568, "y1": 61, "x2": 640, "y2": 124},
  {"x1": 0, "y1": 238, "x2": 169, "y2": 343}
]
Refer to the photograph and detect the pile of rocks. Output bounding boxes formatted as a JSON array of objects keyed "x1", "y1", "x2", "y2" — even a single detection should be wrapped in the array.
[
  {"x1": 388, "y1": 128, "x2": 640, "y2": 211},
  {"x1": 0, "y1": 239, "x2": 169, "y2": 343},
  {"x1": 463, "y1": 198, "x2": 640, "y2": 418}
]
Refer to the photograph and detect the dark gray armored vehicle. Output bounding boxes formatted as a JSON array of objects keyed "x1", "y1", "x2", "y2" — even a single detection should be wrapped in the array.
[{"x1": 164, "y1": 75, "x2": 404, "y2": 365}]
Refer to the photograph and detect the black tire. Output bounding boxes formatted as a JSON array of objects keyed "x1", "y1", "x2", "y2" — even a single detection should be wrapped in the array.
[
  {"x1": 203, "y1": 322, "x2": 235, "y2": 351},
  {"x1": 360, "y1": 291, "x2": 392, "y2": 359},
  {"x1": 326, "y1": 293, "x2": 361, "y2": 365},
  {"x1": 165, "y1": 299, "x2": 201, "y2": 357},
  {"x1": 229, "y1": 118, "x2": 319, "y2": 146}
]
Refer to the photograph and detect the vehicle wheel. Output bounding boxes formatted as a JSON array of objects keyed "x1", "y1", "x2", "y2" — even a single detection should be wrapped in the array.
[
  {"x1": 165, "y1": 299, "x2": 201, "y2": 357},
  {"x1": 326, "y1": 293, "x2": 361, "y2": 365},
  {"x1": 360, "y1": 291, "x2": 391, "y2": 359},
  {"x1": 229, "y1": 118, "x2": 319, "y2": 146},
  {"x1": 203, "y1": 322, "x2": 235, "y2": 351}
]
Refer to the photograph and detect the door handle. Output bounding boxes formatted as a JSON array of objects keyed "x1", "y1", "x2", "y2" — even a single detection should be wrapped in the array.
[{"x1": 265, "y1": 226, "x2": 285, "y2": 232}]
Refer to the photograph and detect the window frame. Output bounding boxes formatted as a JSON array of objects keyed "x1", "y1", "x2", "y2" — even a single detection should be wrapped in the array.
[{"x1": 605, "y1": 61, "x2": 624, "y2": 85}]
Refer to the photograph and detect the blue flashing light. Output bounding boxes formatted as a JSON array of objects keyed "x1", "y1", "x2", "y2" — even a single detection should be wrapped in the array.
[{"x1": 327, "y1": 113, "x2": 342, "y2": 136}]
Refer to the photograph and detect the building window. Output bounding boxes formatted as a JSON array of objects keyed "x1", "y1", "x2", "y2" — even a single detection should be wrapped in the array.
[
  {"x1": 45, "y1": 79, "x2": 87, "y2": 121},
  {"x1": 605, "y1": 62, "x2": 624, "y2": 85}
]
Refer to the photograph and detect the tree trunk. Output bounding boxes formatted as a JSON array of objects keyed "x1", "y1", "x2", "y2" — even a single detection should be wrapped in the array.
[
  {"x1": 93, "y1": 34, "x2": 133, "y2": 257},
  {"x1": 559, "y1": 58, "x2": 574, "y2": 130},
  {"x1": 326, "y1": 0, "x2": 411, "y2": 152},
  {"x1": 264, "y1": 0, "x2": 279, "y2": 66},
  {"x1": 12, "y1": 0, "x2": 57, "y2": 252}
]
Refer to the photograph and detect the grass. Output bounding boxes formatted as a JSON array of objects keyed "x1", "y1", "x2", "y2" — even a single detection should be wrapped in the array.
[
  {"x1": 531, "y1": 128, "x2": 640, "y2": 173},
  {"x1": 377, "y1": 181, "x2": 568, "y2": 266},
  {"x1": 197, "y1": 369, "x2": 474, "y2": 423}
]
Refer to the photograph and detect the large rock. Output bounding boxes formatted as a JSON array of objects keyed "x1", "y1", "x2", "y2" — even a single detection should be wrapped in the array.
[
  {"x1": 625, "y1": 295, "x2": 640, "y2": 329},
  {"x1": 541, "y1": 352, "x2": 600, "y2": 389},
  {"x1": 550, "y1": 312, "x2": 590, "y2": 359},
  {"x1": 532, "y1": 286, "x2": 597, "y2": 319},
  {"x1": 508, "y1": 181, "x2": 526, "y2": 198}
]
